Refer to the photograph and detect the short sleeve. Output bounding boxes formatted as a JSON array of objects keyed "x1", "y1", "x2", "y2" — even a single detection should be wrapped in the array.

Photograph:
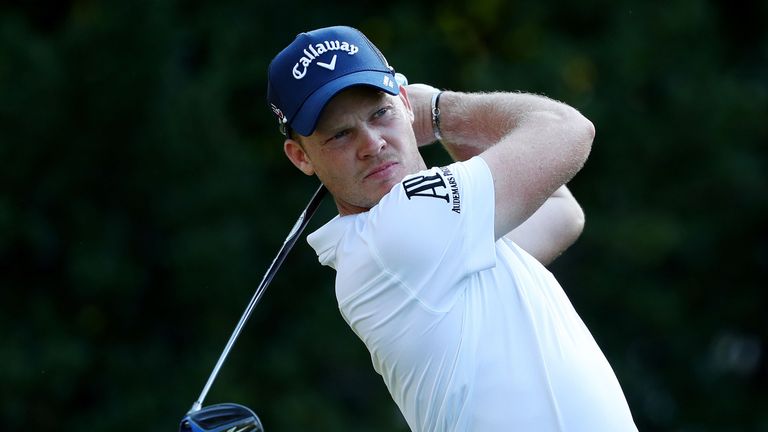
[{"x1": 362, "y1": 156, "x2": 497, "y2": 310}]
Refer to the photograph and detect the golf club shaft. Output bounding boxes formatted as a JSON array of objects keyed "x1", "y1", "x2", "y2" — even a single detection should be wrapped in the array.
[{"x1": 189, "y1": 183, "x2": 328, "y2": 414}]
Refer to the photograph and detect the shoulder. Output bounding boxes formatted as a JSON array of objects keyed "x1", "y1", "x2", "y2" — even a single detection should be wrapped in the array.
[
  {"x1": 376, "y1": 158, "x2": 490, "y2": 230},
  {"x1": 392, "y1": 156, "x2": 493, "y2": 217},
  {"x1": 308, "y1": 158, "x2": 495, "y2": 270},
  {"x1": 363, "y1": 157, "x2": 496, "y2": 268}
]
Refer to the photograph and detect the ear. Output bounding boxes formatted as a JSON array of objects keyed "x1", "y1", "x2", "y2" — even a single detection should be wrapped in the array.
[
  {"x1": 284, "y1": 138, "x2": 315, "y2": 176},
  {"x1": 398, "y1": 85, "x2": 415, "y2": 123}
]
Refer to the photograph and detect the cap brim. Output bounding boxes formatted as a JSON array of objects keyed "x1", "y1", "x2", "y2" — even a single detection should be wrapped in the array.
[{"x1": 290, "y1": 71, "x2": 400, "y2": 136}]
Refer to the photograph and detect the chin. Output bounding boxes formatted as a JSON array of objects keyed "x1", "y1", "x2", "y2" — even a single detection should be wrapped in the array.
[{"x1": 366, "y1": 185, "x2": 393, "y2": 208}]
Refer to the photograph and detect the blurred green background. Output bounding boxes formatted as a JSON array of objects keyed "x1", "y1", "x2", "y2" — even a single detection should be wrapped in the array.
[{"x1": 1, "y1": 0, "x2": 766, "y2": 430}]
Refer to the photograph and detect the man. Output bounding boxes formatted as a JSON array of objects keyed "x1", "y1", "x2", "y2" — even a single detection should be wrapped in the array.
[{"x1": 267, "y1": 25, "x2": 637, "y2": 431}]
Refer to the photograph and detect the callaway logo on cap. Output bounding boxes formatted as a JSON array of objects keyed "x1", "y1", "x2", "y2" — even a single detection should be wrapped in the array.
[{"x1": 267, "y1": 25, "x2": 399, "y2": 137}]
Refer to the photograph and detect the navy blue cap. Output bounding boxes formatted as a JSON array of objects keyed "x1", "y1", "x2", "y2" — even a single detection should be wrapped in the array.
[{"x1": 267, "y1": 26, "x2": 400, "y2": 137}]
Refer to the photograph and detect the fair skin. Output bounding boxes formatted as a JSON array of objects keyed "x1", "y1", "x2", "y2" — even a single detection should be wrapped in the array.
[
  {"x1": 284, "y1": 84, "x2": 593, "y2": 265},
  {"x1": 284, "y1": 87, "x2": 424, "y2": 215},
  {"x1": 407, "y1": 85, "x2": 592, "y2": 264}
]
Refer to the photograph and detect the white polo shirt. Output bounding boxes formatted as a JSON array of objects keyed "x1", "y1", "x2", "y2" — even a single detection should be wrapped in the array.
[{"x1": 307, "y1": 157, "x2": 637, "y2": 431}]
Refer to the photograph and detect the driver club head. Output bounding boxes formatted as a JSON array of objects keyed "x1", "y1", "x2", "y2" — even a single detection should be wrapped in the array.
[{"x1": 179, "y1": 403, "x2": 264, "y2": 432}]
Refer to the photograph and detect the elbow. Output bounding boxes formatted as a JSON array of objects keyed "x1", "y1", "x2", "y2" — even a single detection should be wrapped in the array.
[
  {"x1": 533, "y1": 199, "x2": 585, "y2": 266},
  {"x1": 575, "y1": 113, "x2": 595, "y2": 163},
  {"x1": 584, "y1": 117, "x2": 595, "y2": 155},
  {"x1": 583, "y1": 117, "x2": 596, "y2": 147},
  {"x1": 564, "y1": 111, "x2": 595, "y2": 172},
  {"x1": 555, "y1": 202, "x2": 585, "y2": 261},
  {"x1": 559, "y1": 186, "x2": 585, "y2": 248},
  {"x1": 570, "y1": 203, "x2": 585, "y2": 243}
]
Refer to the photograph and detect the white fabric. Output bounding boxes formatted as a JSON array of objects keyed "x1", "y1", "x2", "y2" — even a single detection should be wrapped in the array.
[{"x1": 307, "y1": 157, "x2": 637, "y2": 432}]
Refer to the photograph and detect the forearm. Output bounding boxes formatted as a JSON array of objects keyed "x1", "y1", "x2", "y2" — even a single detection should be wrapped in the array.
[
  {"x1": 407, "y1": 85, "x2": 586, "y2": 162},
  {"x1": 504, "y1": 185, "x2": 584, "y2": 266},
  {"x1": 433, "y1": 91, "x2": 521, "y2": 161},
  {"x1": 405, "y1": 82, "x2": 594, "y2": 241}
]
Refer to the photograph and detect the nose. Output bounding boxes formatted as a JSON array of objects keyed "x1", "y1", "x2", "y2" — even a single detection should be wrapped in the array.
[{"x1": 356, "y1": 125, "x2": 386, "y2": 159}]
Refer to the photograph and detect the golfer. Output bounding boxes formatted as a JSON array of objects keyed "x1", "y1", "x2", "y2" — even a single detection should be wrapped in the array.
[{"x1": 267, "y1": 25, "x2": 637, "y2": 431}]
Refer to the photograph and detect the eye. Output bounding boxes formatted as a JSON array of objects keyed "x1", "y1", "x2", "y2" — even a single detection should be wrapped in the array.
[
  {"x1": 325, "y1": 129, "x2": 350, "y2": 144},
  {"x1": 373, "y1": 106, "x2": 392, "y2": 119}
]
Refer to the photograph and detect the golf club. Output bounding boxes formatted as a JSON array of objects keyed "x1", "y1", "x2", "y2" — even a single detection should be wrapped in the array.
[
  {"x1": 180, "y1": 183, "x2": 327, "y2": 431},
  {"x1": 180, "y1": 72, "x2": 409, "y2": 431},
  {"x1": 180, "y1": 403, "x2": 263, "y2": 432}
]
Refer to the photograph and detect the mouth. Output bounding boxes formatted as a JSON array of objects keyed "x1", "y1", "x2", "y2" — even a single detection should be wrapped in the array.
[{"x1": 364, "y1": 161, "x2": 398, "y2": 180}]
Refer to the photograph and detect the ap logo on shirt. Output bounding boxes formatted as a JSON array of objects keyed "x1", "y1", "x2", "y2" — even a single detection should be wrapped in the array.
[{"x1": 401, "y1": 167, "x2": 461, "y2": 214}]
